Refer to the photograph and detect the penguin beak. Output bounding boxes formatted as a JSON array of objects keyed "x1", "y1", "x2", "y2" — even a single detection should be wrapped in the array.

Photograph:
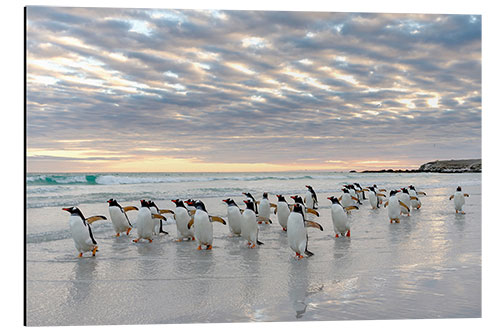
[
  {"x1": 62, "y1": 207, "x2": 70, "y2": 211},
  {"x1": 222, "y1": 199, "x2": 228, "y2": 203}
]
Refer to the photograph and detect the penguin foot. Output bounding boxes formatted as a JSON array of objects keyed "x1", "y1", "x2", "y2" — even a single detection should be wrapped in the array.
[
  {"x1": 295, "y1": 253, "x2": 304, "y2": 259},
  {"x1": 197, "y1": 245, "x2": 202, "y2": 250},
  {"x1": 346, "y1": 230, "x2": 351, "y2": 237},
  {"x1": 250, "y1": 243, "x2": 256, "y2": 249},
  {"x1": 257, "y1": 221, "x2": 262, "y2": 224},
  {"x1": 207, "y1": 245, "x2": 212, "y2": 250},
  {"x1": 78, "y1": 253, "x2": 83, "y2": 258},
  {"x1": 126, "y1": 228, "x2": 132, "y2": 235},
  {"x1": 335, "y1": 234, "x2": 339, "y2": 238},
  {"x1": 395, "y1": 219, "x2": 400, "y2": 223},
  {"x1": 282, "y1": 227, "x2": 287, "y2": 231},
  {"x1": 133, "y1": 238, "x2": 139, "y2": 243},
  {"x1": 191, "y1": 236, "x2": 195, "y2": 241},
  {"x1": 115, "y1": 233, "x2": 120, "y2": 237},
  {"x1": 174, "y1": 239, "x2": 183, "y2": 242},
  {"x1": 92, "y1": 246, "x2": 98, "y2": 256},
  {"x1": 148, "y1": 239, "x2": 153, "y2": 243}
]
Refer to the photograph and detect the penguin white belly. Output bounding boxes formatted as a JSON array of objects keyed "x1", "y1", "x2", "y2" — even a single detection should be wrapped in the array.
[
  {"x1": 388, "y1": 197, "x2": 400, "y2": 220},
  {"x1": 136, "y1": 208, "x2": 154, "y2": 239},
  {"x1": 258, "y1": 200, "x2": 271, "y2": 219},
  {"x1": 227, "y1": 206, "x2": 242, "y2": 235},
  {"x1": 287, "y1": 213, "x2": 307, "y2": 255},
  {"x1": 331, "y1": 204, "x2": 349, "y2": 234},
  {"x1": 368, "y1": 192, "x2": 378, "y2": 209},
  {"x1": 304, "y1": 192, "x2": 314, "y2": 209},
  {"x1": 454, "y1": 193, "x2": 465, "y2": 211},
  {"x1": 341, "y1": 193, "x2": 353, "y2": 207},
  {"x1": 277, "y1": 203, "x2": 290, "y2": 229},
  {"x1": 69, "y1": 216, "x2": 94, "y2": 253},
  {"x1": 174, "y1": 207, "x2": 193, "y2": 238},
  {"x1": 109, "y1": 206, "x2": 130, "y2": 233},
  {"x1": 241, "y1": 210, "x2": 258, "y2": 244},
  {"x1": 194, "y1": 211, "x2": 213, "y2": 246}
]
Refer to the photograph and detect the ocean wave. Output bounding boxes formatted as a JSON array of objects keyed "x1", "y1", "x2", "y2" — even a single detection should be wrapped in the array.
[{"x1": 27, "y1": 173, "x2": 345, "y2": 186}]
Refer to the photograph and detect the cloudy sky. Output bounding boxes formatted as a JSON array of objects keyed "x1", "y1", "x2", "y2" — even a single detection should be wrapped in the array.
[{"x1": 26, "y1": 6, "x2": 481, "y2": 173}]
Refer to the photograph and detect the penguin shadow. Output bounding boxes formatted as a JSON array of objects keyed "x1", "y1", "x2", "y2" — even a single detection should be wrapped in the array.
[
  {"x1": 332, "y1": 236, "x2": 352, "y2": 260},
  {"x1": 67, "y1": 258, "x2": 99, "y2": 305},
  {"x1": 453, "y1": 213, "x2": 466, "y2": 232},
  {"x1": 287, "y1": 258, "x2": 322, "y2": 319}
]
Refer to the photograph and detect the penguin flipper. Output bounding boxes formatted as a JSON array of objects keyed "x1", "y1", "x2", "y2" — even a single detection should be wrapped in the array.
[
  {"x1": 305, "y1": 220, "x2": 323, "y2": 231},
  {"x1": 88, "y1": 225, "x2": 97, "y2": 245},
  {"x1": 152, "y1": 214, "x2": 167, "y2": 221},
  {"x1": 187, "y1": 218, "x2": 194, "y2": 229},
  {"x1": 160, "y1": 209, "x2": 174, "y2": 214},
  {"x1": 123, "y1": 206, "x2": 138, "y2": 212},
  {"x1": 398, "y1": 200, "x2": 410, "y2": 212},
  {"x1": 306, "y1": 208, "x2": 320, "y2": 217},
  {"x1": 257, "y1": 239, "x2": 264, "y2": 245},
  {"x1": 344, "y1": 206, "x2": 359, "y2": 211},
  {"x1": 86, "y1": 215, "x2": 107, "y2": 224}
]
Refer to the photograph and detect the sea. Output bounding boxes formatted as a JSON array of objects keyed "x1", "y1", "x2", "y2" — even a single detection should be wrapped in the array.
[{"x1": 26, "y1": 171, "x2": 482, "y2": 326}]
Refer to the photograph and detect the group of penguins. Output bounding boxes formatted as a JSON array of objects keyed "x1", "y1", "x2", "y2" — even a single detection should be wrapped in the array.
[{"x1": 62, "y1": 184, "x2": 470, "y2": 259}]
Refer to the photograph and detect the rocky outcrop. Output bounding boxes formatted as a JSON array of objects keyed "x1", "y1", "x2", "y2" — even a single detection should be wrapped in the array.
[{"x1": 418, "y1": 159, "x2": 481, "y2": 173}]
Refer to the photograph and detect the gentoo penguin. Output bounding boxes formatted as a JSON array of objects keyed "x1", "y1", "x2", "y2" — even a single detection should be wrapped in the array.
[
  {"x1": 373, "y1": 184, "x2": 386, "y2": 205},
  {"x1": 257, "y1": 192, "x2": 273, "y2": 224},
  {"x1": 398, "y1": 188, "x2": 411, "y2": 216},
  {"x1": 276, "y1": 194, "x2": 291, "y2": 231},
  {"x1": 449, "y1": 186, "x2": 469, "y2": 214},
  {"x1": 408, "y1": 185, "x2": 422, "y2": 210},
  {"x1": 287, "y1": 204, "x2": 323, "y2": 259},
  {"x1": 290, "y1": 195, "x2": 320, "y2": 217},
  {"x1": 304, "y1": 185, "x2": 318, "y2": 209},
  {"x1": 222, "y1": 198, "x2": 242, "y2": 236},
  {"x1": 367, "y1": 186, "x2": 385, "y2": 209},
  {"x1": 62, "y1": 207, "x2": 106, "y2": 257},
  {"x1": 107, "y1": 199, "x2": 135, "y2": 237},
  {"x1": 242, "y1": 192, "x2": 259, "y2": 215},
  {"x1": 339, "y1": 188, "x2": 356, "y2": 213},
  {"x1": 327, "y1": 196, "x2": 354, "y2": 237},
  {"x1": 172, "y1": 199, "x2": 195, "y2": 241},
  {"x1": 353, "y1": 183, "x2": 366, "y2": 200},
  {"x1": 345, "y1": 185, "x2": 361, "y2": 206},
  {"x1": 184, "y1": 199, "x2": 197, "y2": 216},
  {"x1": 384, "y1": 190, "x2": 407, "y2": 223},
  {"x1": 186, "y1": 200, "x2": 226, "y2": 250},
  {"x1": 133, "y1": 199, "x2": 166, "y2": 243},
  {"x1": 190, "y1": 200, "x2": 213, "y2": 250},
  {"x1": 241, "y1": 199, "x2": 263, "y2": 248},
  {"x1": 148, "y1": 201, "x2": 168, "y2": 235}
]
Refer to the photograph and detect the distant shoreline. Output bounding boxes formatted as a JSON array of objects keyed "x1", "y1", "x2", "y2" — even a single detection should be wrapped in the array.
[{"x1": 353, "y1": 159, "x2": 482, "y2": 174}]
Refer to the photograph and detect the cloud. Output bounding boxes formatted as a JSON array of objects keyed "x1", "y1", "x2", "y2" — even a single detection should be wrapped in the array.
[{"x1": 26, "y1": 7, "x2": 481, "y2": 171}]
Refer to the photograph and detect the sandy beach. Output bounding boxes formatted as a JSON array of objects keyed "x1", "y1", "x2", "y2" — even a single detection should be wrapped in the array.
[{"x1": 26, "y1": 173, "x2": 481, "y2": 325}]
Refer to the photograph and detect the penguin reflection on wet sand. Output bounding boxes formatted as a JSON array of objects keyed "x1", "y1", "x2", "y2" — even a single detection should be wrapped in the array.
[
  {"x1": 287, "y1": 204, "x2": 323, "y2": 259},
  {"x1": 449, "y1": 186, "x2": 470, "y2": 214},
  {"x1": 62, "y1": 207, "x2": 107, "y2": 257}
]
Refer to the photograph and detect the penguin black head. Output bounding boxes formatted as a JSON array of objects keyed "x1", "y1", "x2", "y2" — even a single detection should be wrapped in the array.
[
  {"x1": 140, "y1": 199, "x2": 149, "y2": 208},
  {"x1": 148, "y1": 200, "x2": 159, "y2": 210},
  {"x1": 409, "y1": 185, "x2": 416, "y2": 190},
  {"x1": 327, "y1": 196, "x2": 340, "y2": 205},
  {"x1": 223, "y1": 198, "x2": 237, "y2": 207},
  {"x1": 342, "y1": 188, "x2": 349, "y2": 194},
  {"x1": 262, "y1": 192, "x2": 268, "y2": 199},
  {"x1": 354, "y1": 183, "x2": 361, "y2": 188},
  {"x1": 389, "y1": 190, "x2": 398, "y2": 197},
  {"x1": 107, "y1": 198, "x2": 119, "y2": 207},
  {"x1": 290, "y1": 195, "x2": 304, "y2": 204},
  {"x1": 194, "y1": 200, "x2": 207, "y2": 212},
  {"x1": 368, "y1": 186, "x2": 375, "y2": 192},
  {"x1": 172, "y1": 199, "x2": 186, "y2": 208},
  {"x1": 243, "y1": 199, "x2": 255, "y2": 212},
  {"x1": 292, "y1": 204, "x2": 305, "y2": 217},
  {"x1": 276, "y1": 194, "x2": 287, "y2": 202},
  {"x1": 62, "y1": 206, "x2": 85, "y2": 221},
  {"x1": 184, "y1": 199, "x2": 195, "y2": 207},
  {"x1": 242, "y1": 192, "x2": 256, "y2": 201},
  {"x1": 457, "y1": 186, "x2": 462, "y2": 192},
  {"x1": 401, "y1": 188, "x2": 409, "y2": 194}
]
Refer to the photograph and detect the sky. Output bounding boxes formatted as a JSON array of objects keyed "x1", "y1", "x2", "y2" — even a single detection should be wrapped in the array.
[{"x1": 26, "y1": 6, "x2": 482, "y2": 173}]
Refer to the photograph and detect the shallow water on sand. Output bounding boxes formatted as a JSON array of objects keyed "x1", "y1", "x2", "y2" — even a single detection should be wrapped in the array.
[{"x1": 26, "y1": 173, "x2": 481, "y2": 325}]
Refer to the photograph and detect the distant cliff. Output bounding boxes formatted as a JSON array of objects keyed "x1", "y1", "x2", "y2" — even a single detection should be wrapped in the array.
[
  {"x1": 358, "y1": 159, "x2": 481, "y2": 173},
  {"x1": 418, "y1": 159, "x2": 481, "y2": 173}
]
